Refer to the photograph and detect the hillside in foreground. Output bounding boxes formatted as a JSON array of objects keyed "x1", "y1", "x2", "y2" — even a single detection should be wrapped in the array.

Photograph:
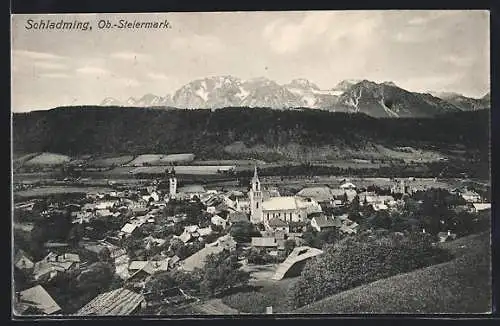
[{"x1": 293, "y1": 232, "x2": 491, "y2": 314}]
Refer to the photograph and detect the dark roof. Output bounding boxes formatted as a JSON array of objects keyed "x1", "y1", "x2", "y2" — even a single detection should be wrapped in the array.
[
  {"x1": 313, "y1": 215, "x2": 338, "y2": 228},
  {"x1": 76, "y1": 288, "x2": 145, "y2": 316},
  {"x1": 267, "y1": 217, "x2": 289, "y2": 227},
  {"x1": 228, "y1": 211, "x2": 248, "y2": 223}
]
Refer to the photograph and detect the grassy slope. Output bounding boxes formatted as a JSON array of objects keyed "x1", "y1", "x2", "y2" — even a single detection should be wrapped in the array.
[{"x1": 293, "y1": 232, "x2": 491, "y2": 314}]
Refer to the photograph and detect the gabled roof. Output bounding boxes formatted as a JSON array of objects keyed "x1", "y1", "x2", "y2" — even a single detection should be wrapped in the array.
[
  {"x1": 76, "y1": 288, "x2": 145, "y2": 316},
  {"x1": 472, "y1": 203, "x2": 491, "y2": 211},
  {"x1": 14, "y1": 250, "x2": 34, "y2": 269},
  {"x1": 312, "y1": 215, "x2": 338, "y2": 228},
  {"x1": 121, "y1": 223, "x2": 137, "y2": 234},
  {"x1": 16, "y1": 285, "x2": 62, "y2": 315},
  {"x1": 296, "y1": 186, "x2": 334, "y2": 202},
  {"x1": 267, "y1": 217, "x2": 289, "y2": 227},
  {"x1": 262, "y1": 196, "x2": 298, "y2": 211},
  {"x1": 179, "y1": 245, "x2": 224, "y2": 272}
]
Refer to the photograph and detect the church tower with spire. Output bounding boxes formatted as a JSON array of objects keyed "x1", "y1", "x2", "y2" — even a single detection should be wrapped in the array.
[
  {"x1": 249, "y1": 165, "x2": 263, "y2": 223},
  {"x1": 168, "y1": 166, "x2": 177, "y2": 199}
]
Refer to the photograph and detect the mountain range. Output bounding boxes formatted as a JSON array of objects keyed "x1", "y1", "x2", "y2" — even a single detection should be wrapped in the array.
[{"x1": 100, "y1": 76, "x2": 490, "y2": 118}]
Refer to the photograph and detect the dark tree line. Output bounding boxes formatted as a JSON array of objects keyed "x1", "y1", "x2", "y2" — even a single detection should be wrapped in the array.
[{"x1": 14, "y1": 107, "x2": 489, "y2": 160}]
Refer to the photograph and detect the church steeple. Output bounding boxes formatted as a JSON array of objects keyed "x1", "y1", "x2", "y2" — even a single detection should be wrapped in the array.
[
  {"x1": 249, "y1": 165, "x2": 263, "y2": 223},
  {"x1": 251, "y1": 165, "x2": 261, "y2": 192},
  {"x1": 168, "y1": 164, "x2": 177, "y2": 199}
]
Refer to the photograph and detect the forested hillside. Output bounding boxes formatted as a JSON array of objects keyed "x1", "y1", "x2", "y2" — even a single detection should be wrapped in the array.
[{"x1": 13, "y1": 106, "x2": 489, "y2": 163}]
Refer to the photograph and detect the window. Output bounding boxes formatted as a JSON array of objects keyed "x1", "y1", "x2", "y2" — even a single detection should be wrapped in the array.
[{"x1": 256, "y1": 202, "x2": 259, "y2": 209}]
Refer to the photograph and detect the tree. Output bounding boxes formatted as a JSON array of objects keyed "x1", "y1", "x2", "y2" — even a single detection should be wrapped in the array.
[
  {"x1": 342, "y1": 192, "x2": 348, "y2": 204},
  {"x1": 73, "y1": 262, "x2": 114, "y2": 299},
  {"x1": 199, "y1": 250, "x2": 250, "y2": 297},
  {"x1": 348, "y1": 195, "x2": 361, "y2": 214},
  {"x1": 230, "y1": 221, "x2": 261, "y2": 243},
  {"x1": 289, "y1": 231, "x2": 453, "y2": 309},
  {"x1": 284, "y1": 239, "x2": 296, "y2": 256}
]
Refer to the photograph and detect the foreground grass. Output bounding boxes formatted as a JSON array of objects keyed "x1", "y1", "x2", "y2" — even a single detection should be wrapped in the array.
[
  {"x1": 293, "y1": 232, "x2": 491, "y2": 314},
  {"x1": 221, "y1": 277, "x2": 300, "y2": 314}
]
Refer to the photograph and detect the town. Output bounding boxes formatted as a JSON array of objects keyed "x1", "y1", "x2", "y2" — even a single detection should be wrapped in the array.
[{"x1": 13, "y1": 162, "x2": 491, "y2": 315}]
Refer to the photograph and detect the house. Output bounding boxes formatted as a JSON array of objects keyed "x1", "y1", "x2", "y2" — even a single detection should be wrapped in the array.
[
  {"x1": 215, "y1": 234, "x2": 237, "y2": 251},
  {"x1": 120, "y1": 223, "x2": 138, "y2": 238},
  {"x1": 128, "y1": 261, "x2": 157, "y2": 276},
  {"x1": 472, "y1": 203, "x2": 491, "y2": 212},
  {"x1": 461, "y1": 190, "x2": 482, "y2": 203},
  {"x1": 296, "y1": 186, "x2": 335, "y2": 204},
  {"x1": 76, "y1": 287, "x2": 145, "y2": 316},
  {"x1": 211, "y1": 215, "x2": 228, "y2": 229},
  {"x1": 310, "y1": 215, "x2": 341, "y2": 232},
  {"x1": 179, "y1": 244, "x2": 225, "y2": 272},
  {"x1": 373, "y1": 203, "x2": 388, "y2": 211},
  {"x1": 265, "y1": 217, "x2": 290, "y2": 233},
  {"x1": 251, "y1": 237, "x2": 278, "y2": 249},
  {"x1": 169, "y1": 255, "x2": 180, "y2": 268},
  {"x1": 14, "y1": 285, "x2": 62, "y2": 315},
  {"x1": 438, "y1": 230, "x2": 457, "y2": 242},
  {"x1": 32, "y1": 252, "x2": 81, "y2": 283},
  {"x1": 340, "y1": 221, "x2": 359, "y2": 235},
  {"x1": 14, "y1": 250, "x2": 35, "y2": 273},
  {"x1": 198, "y1": 227, "x2": 213, "y2": 238},
  {"x1": 95, "y1": 209, "x2": 113, "y2": 217},
  {"x1": 178, "y1": 185, "x2": 206, "y2": 199},
  {"x1": 95, "y1": 201, "x2": 117, "y2": 210},
  {"x1": 340, "y1": 182, "x2": 356, "y2": 190}
]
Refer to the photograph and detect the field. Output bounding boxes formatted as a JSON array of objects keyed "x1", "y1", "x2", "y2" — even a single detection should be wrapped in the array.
[
  {"x1": 150, "y1": 153, "x2": 196, "y2": 165},
  {"x1": 124, "y1": 154, "x2": 167, "y2": 166},
  {"x1": 293, "y1": 232, "x2": 491, "y2": 314},
  {"x1": 219, "y1": 263, "x2": 300, "y2": 314},
  {"x1": 13, "y1": 153, "x2": 40, "y2": 169},
  {"x1": 86, "y1": 155, "x2": 134, "y2": 167},
  {"x1": 23, "y1": 152, "x2": 72, "y2": 166},
  {"x1": 129, "y1": 165, "x2": 235, "y2": 175},
  {"x1": 258, "y1": 176, "x2": 460, "y2": 192},
  {"x1": 14, "y1": 186, "x2": 114, "y2": 199}
]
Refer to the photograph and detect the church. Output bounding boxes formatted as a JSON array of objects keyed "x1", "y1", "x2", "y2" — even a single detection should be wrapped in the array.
[{"x1": 249, "y1": 166, "x2": 322, "y2": 224}]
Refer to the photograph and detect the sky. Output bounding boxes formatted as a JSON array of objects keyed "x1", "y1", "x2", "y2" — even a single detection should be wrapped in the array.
[{"x1": 11, "y1": 10, "x2": 490, "y2": 112}]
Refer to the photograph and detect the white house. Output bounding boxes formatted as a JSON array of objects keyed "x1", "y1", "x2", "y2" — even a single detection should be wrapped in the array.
[
  {"x1": 340, "y1": 182, "x2": 357, "y2": 190},
  {"x1": 461, "y1": 190, "x2": 482, "y2": 203},
  {"x1": 211, "y1": 215, "x2": 228, "y2": 229}
]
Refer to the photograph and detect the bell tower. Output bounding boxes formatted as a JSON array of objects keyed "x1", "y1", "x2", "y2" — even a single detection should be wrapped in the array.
[
  {"x1": 168, "y1": 166, "x2": 177, "y2": 199},
  {"x1": 249, "y1": 165, "x2": 263, "y2": 223}
]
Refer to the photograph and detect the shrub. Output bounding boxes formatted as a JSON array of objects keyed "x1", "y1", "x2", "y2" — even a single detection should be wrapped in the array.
[
  {"x1": 222, "y1": 292, "x2": 273, "y2": 313},
  {"x1": 289, "y1": 231, "x2": 453, "y2": 309}
]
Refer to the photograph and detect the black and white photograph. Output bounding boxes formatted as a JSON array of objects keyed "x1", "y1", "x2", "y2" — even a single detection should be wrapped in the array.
[{"x1": 11, "y1": 10, "x2": 491, "y2": 317}]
